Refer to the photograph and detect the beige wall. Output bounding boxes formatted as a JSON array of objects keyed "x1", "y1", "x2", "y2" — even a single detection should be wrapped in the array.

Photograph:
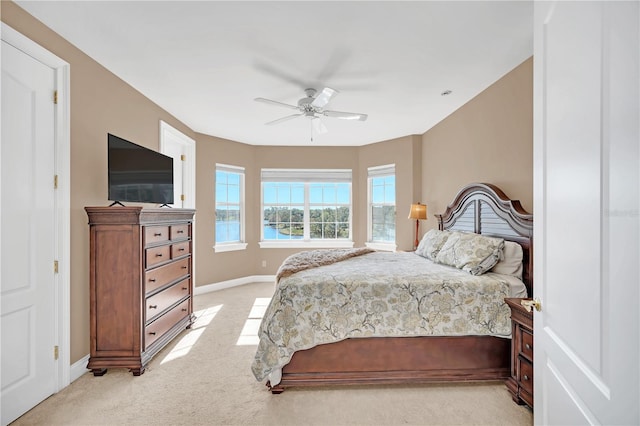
[
  {"x1": 421, "y1": 57, "x2": 533, "y2": 230},
  {"x1": 2, "y1": 2, "x2": 197, "y2": 363},
  {"x1": 3, "y1": 1, "x2": 533, "y2": 367},
  {"x1": 193, "y1": 136, "x2": 422, "y2": 283}
]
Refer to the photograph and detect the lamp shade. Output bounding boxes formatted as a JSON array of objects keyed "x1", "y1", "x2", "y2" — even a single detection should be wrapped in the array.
[{"x1": 408, "y1": 203, "x2": 427, "y2": 220}]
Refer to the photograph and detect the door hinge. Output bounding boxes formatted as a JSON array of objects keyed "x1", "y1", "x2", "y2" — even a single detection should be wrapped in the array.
[
  {"x1": 54, "y1": 260, "x2": 59, "y2": 273},
  {"x1": 53, "y1": 90, "x2": 58, "y2": 105},
  {"x1": 54, "y1": 175, "x2": 58, "y2": 189},
  {"x1": 54, "y1": 346, "x2": 59, "y2": 360},
  {"x1": 180, "y1": 194, "x2": 185, "y2": 201},
  {"x1": 180, "y1": 154, "x2": 186, "y2": 161}
]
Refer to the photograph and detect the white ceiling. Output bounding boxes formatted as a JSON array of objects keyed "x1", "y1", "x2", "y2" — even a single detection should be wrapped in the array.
[{"x1": 16, "y1": 1, "x2": 533, "y2": 146}]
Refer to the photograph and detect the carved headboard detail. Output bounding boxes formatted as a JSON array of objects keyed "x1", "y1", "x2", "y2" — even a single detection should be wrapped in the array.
[{"x1": 435, "y1": 183, "x2": 534, "y2": 296}]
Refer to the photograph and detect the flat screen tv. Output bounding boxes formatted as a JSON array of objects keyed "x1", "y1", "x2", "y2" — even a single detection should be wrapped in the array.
[{"x1": 108, "y1": 133, "x2": 174, "y2": 205}]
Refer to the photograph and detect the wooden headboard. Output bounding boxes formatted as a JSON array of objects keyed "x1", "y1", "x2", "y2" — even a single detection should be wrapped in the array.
[{"x1": 435, "y1": 183, "x2": 534, "y2": 296}]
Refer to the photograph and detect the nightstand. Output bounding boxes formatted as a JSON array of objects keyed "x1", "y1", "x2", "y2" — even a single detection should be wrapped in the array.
[{"x1": 504, "y1": 297, "x2": 534, "y2": 409}]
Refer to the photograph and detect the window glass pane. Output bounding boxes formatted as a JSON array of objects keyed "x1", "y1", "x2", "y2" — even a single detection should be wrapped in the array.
[
  {"x1": 385, "y1": 178, "x2": 396, "y2": 203},
  {"x1": 323, "y1": 185, "x2": 337, "y2": 203},
  {"x1": 292, "y1": 185, "x2": 305, "y2": 203},
  {"x1": 227, "y1": 173, "x2": 240, "y2": 185},
  {"x1": 309, "y1": 184, "x2": 323, "y2": 203},
  {"x1": 336, "y1": 184, "x2": 350, "y2": 204},
  {"x1": 337, "y1": 207, "x2": 350, "y2": 222},
  {"x1": 263, "y1": 184, "x2": 276, "y2": 204},
  {"x1": 216, "y1": 171, "x2": 227, "y2": 185},
  {"x1": 216, "y1": 183, "x2": 227, "y2": 202},
  {"x1": 309, "y1": 207, "x2": 322, "y2": 222},
  {"x1": 372, "y1": 184, "x2": 384, "y2": 204},
  {"x1": 276, "y1": 184, "x2": 291, "y2": 203},
  {"x1": 228, "y1": 185, "x2": 240, "y2": 203}
]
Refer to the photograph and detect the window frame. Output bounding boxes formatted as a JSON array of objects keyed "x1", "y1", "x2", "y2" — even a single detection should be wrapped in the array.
[
  {"x1": 366, "y1": 164, "x2": 397, "y2": 252},
  {"x1": 214, "y1": 163, "x2": 248, "y2": 252},
  {"x1": 259, "y1": 169, "x2": 354, "y2": 249}
]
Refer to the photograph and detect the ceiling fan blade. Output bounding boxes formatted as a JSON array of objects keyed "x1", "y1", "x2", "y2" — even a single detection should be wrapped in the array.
[
  {"x1": 265, "y1": 114, "x2": 303, "y2": 125},
  {"x1": 255, "y1": 97, "x2": 299, "y2": 110},
  {"x1": 311, "y1": 87, "x2": 338, "y2": 108},
  {"x1": 312, "y1": 117, "x2": 328, "y2": 134},
  {"x1": 323, "y1": 110, "x2": 368, "y2": 121}
]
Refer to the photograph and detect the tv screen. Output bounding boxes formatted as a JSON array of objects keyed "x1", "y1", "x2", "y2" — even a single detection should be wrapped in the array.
[{"x1": 108, "y1": 133, "x2": 174, "y2": 205}]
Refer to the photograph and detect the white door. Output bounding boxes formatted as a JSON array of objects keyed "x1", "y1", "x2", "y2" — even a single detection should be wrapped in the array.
[
  {"x1": 533, "y1": 1, "x2": 639, "y2": 424},
  {"x1": 160, "y1": 121, "x2": 196, "y2": 209},
  {"x1": 1, "y1": 41, "x2": 58, "y2": 424}
]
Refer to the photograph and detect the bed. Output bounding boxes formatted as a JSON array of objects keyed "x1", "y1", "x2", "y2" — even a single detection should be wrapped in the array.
[{"x1": 252, "y1": 183, "x2": 533, "y2": 393}]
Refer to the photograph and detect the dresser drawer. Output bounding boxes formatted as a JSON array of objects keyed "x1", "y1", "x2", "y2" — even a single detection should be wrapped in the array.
[
  {"x1": 145, "y1": 226, "x2": 170, "y2": 245},
  {"x1": 146, "y1": 279, "x2": 190, "y2": 323},
  {"x1": 170, "y1": 224, "x2": 189, "y2": 240},
  {"x1": 518, "y1": 357, "x2": 534, "y2": 395},
  {"x1": 520, "y1": 329, "x2": 533, "y2": 360},
  {"x1": 144, "y1": 298, "x2": 190, "y2": 350},
  {"x1": 145, "y1": 257, "x2": 190, "y2": 294},
  {"x1": 171, "y1": 241, "x2": 190, "y2": 258},
  {"x1": 146, "y1": 245, "x2": 171, "y2": 268}
]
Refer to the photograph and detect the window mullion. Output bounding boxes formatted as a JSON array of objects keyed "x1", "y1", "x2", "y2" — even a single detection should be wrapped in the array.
[{"x1": 303, "y1": 182, "x2": 310, "y2": 240}]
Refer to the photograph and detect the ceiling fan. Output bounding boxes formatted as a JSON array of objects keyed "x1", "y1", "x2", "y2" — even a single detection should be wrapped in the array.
[{"x1": 254, "y1": 87, "x2": 368, "y2": 135}]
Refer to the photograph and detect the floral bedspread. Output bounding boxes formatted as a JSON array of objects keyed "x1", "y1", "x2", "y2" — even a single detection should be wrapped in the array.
[{"x1": 251, "y1": 251, "x2": 514, "y2": 383}]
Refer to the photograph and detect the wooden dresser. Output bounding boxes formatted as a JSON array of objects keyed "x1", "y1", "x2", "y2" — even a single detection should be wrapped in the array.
[
  {"x1": 85, "y1": 207, "x2": 196, "y2": 376},
  {"x1": 505, "y1": 297, "x2": 534, "y2": 408}
]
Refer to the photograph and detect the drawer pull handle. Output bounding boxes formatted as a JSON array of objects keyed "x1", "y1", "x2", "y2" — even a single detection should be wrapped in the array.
[
  {"x1": 149, "y1": 332, "x2": 156, "y2": 336},
  {"x1": 181, "y1": 266, "x2": 187, "y2": 269},
  {"x1": 523, "y1": 375, "x2": 529, "y2": 381},
  {"x1": 525, "y1": 343, "x2": 532, "y2": 350},
  {"x1": 182, "y1": 287, "x2": 188, "y2": 290},
  {"x1": 177, "y1": 230, "x2": 184, "y2": 234},
  {"x1": 155, "y1": 253, "x2": 163, "y2": 257},
  {"x1": 149, "y1": 305, "x2": 158, "y2": 309},
  {"x1": 149, "y1": 278, "x2": 156, "y2": 282},
  {"x1": 179, "y1": 248, "x2": 185, "y2": 252},
  {"x1": 154, "y1": 233, "x2": 162, "y2": 237},
  {"x1": 182, "y1": 308, "x2": 187, "y2": 312}
]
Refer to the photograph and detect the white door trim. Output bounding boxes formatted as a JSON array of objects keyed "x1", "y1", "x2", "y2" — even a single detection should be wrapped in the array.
[
  {"x1": 159, "y1": 120, "x2": 196, "y2": 209},
  {"x1": 1, "y1": 23, "x2": 71, "y2": 391}
]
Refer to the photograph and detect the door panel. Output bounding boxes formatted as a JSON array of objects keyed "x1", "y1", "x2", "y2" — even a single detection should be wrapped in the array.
[
  {"x1": 533, "y1": 1, "x2": 639, "y2": 425},
  {"x1": 1, "y1": 40, "x2": 57, "y2": 425}
]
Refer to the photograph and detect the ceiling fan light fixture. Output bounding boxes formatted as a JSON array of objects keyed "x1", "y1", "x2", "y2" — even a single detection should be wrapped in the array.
[{"x1": 255, "y1": 87, "x2": 368, "y2": 131}]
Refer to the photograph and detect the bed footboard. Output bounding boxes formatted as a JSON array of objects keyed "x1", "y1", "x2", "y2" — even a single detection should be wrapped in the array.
[{"x1": 269, "y1": 335, "x2": 510, "y2": 393}]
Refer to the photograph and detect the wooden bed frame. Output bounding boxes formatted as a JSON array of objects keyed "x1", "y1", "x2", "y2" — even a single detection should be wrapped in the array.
[{"x1": 268, "y1": 183, "x2": 533, "y2": 393}]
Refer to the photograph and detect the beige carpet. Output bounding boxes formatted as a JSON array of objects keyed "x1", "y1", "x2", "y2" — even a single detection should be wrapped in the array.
[{"x1": 13, "y1": 282, "x2": 533, "y2": 426}]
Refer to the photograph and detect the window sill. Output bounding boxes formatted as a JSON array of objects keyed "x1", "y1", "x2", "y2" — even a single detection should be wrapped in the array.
[
  {"x1": 365, "y1": 241, "x2": 397, "y2": 252},
  {"x1": 259, "y1": 240, "x2": 355, "y2": 249},
  {"x1": 213, "y1": 242, "x2": 248, "y2": 253}
]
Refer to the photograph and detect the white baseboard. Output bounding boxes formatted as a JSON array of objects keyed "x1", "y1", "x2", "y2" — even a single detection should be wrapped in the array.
[
  {"x1": 70, "y1": 354, "x2": 90, "y2": 383},
  {"x1": 194, "y1": 275, "x2": 275, "y2": 295}
]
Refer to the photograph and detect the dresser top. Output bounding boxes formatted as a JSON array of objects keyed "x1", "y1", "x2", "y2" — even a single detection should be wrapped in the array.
[{"x1": 85, "y1": 206, "x2": 196, "y2": 225}]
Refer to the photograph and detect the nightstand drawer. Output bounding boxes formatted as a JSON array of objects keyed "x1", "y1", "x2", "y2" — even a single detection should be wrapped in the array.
[
  {"x1": 518, "y1": 357, "x2": 533, "y2": 395},
  {"x1": 520, "y1": 329, "x2": 533, "y2": 360}
]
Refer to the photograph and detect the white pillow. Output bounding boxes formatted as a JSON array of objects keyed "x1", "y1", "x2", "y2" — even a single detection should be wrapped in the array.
[{"x1": 490, "y1": 240, "x2": 524, "y2": 279}]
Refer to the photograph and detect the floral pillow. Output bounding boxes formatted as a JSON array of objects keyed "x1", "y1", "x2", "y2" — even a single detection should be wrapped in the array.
[
  {"x1": 415, "y1": 229, "x2": 451, "y2": 260},
  {"x1": 434, "y1": 231, "x2": 505, "y2": 275}
]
